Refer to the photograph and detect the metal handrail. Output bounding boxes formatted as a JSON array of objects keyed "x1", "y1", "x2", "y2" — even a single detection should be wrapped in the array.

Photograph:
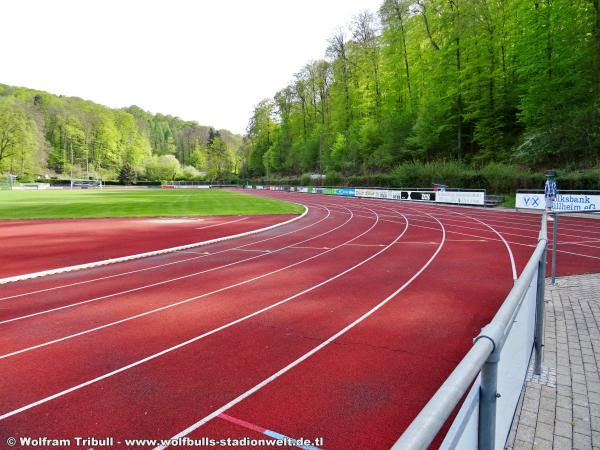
[{"x1": 392, "y1": 212, "x2": 548, "y2": 450}]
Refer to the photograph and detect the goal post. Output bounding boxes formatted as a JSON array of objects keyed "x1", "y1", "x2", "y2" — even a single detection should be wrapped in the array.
[{"x1": 0, "y1": 174, "x2": 17, "y2": 190}]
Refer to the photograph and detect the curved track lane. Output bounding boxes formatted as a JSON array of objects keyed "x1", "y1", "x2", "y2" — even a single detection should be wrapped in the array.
[{"x1": 1, "y1": 191, "x2": 598, "y2": 449}]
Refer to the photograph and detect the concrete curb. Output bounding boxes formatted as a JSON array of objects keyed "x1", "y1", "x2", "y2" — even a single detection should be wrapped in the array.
[{"x1": 0, "y1": 206, "x2": 308, "y2": 285}]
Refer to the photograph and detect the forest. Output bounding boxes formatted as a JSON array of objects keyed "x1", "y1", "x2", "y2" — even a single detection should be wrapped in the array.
[
  {"x1": 1, "y1": 0, "x2": 599, "y2": 189},
  {"x1": 242, "y1": 0, "x2": 600, "y2": 181},
  {"x1": 0, "y1": 84, "x2": 242, "y2": 181}
]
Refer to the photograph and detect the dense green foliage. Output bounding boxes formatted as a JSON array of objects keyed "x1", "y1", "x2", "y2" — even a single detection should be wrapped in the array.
[
  {"x1": 248, "y1": 162, "x2": 600, "y2": 194},
  {"x1": 0, "y1": 189, "x2": 303, "y2": 219},
  {"x1": 0, "y1": 84, "x2": 242, "y2": 181},
  {"x1": 242, "y1": 0, "x2": 600, "y2": 178}
]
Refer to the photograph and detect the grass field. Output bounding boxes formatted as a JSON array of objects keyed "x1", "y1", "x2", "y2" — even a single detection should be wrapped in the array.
[{"x1": 0, "y1": 189, "x2": 304, "y2": 219}]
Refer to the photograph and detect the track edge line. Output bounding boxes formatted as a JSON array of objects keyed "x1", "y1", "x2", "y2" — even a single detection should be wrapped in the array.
[{"x1": 0, "y1": 205, "x2": 308, "y2": 285}]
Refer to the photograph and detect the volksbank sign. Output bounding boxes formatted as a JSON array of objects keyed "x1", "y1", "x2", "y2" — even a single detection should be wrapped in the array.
[
  {"x1": 516, "y1": 193, "x2": 600, "y2": 211},
  {"x1": 554, "y1": 194, "x2": 599, "y2": 211}
]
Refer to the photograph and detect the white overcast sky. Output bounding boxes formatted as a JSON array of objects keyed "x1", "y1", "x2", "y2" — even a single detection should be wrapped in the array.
[{"x1": 1, "y1": 0, "x2": 382, "y2": 135}]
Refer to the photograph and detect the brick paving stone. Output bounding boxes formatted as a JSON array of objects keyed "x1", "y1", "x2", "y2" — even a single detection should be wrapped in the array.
[{"x1": 506, "y1": 274, "x2": 600, "y2": 449}]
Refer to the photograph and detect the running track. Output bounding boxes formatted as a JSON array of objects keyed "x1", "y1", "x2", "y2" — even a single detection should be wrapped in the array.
[
  {"x1": 1, "y1": 190, "x2": 599, "y2": 449},
  {"x1": 0, "y1": 215, "x2": 294, "y2": 279}
]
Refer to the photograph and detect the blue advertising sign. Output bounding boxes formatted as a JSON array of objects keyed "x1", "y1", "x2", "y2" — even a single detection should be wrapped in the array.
[{"x1": 336, "y1": 188, "x2": 356, "y2": 197}]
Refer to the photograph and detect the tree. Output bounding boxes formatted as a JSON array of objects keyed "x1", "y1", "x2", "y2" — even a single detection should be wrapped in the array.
[
  {"x1": 118, "y1": 162, "x2": 137, "y2": 184},
  {"x1": 0, "y1": 98, "x2": 42, "y2": 175}
]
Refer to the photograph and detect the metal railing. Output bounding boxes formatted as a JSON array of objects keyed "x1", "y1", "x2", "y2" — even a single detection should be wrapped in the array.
[
  {"x1": 549, "y1": 209, "x2": 600, "y2": 283},
  {"x1": 393, "y1": 212, "x2": 548, "y2": 450}
]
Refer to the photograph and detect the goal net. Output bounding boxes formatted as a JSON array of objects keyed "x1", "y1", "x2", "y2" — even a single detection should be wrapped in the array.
[{"x1": 0, "y1": 174, "x2": 17, "y2": 190}]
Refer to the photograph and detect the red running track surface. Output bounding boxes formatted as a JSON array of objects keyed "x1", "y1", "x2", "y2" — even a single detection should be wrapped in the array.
[
  {"x1": 0, "y1": 191, "x2": 599, "y2": 450},
  {"x1": 0, "y1": 215, "x2": 295, "y2": 279}
]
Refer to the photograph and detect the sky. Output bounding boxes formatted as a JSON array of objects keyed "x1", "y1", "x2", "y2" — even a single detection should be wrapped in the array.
[{"x1": 1, "y1": 0, "x2": 382, "y2": 135}]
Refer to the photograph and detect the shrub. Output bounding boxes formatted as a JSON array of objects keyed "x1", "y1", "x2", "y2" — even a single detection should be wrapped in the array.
[
  {"x1": 300, "y1": 173, "x2": 312, "y2": 186},
  {"x1": 325, "y1": 170, "x2": 342, "y2": 186}
]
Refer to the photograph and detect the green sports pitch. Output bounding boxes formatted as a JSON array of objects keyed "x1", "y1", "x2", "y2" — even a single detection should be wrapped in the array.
[{"x1": 0, "y1": 189, "x2": 304, "y2": 219}]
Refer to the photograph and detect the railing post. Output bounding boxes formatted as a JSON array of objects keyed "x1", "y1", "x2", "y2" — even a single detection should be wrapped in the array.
[
  {"x1": 534, "y1": 246, "x2": 547, "y2": 376},
  {"x1": 479, "y1": 348, "x2": 500, "y2": 450},
  {"x1": 551, "y1": 212, "x2": 558, "y2": 284}
]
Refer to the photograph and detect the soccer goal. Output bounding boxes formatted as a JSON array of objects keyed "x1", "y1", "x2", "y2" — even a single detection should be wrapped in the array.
[
  {"x1": 0, "y1": 174, "x2": 17, "y2": 190},
  {"x1": 70, "y1": 180, "x2": 103, "y2": 189}
]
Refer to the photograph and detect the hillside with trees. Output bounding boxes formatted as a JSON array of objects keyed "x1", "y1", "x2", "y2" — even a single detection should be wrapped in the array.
[
  {"x1": 241, "y1": 0, "x2": 600, "y2": 181},
  {"x1": 0, "y1": 84, "x2": 242, "y2": 181}
]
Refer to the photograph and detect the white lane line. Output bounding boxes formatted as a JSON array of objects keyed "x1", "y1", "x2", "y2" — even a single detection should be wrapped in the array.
[
  {"x1": 448, "y1": 210, "x2": 517, "y2": 281},
  {"x1": 0, "y1": 207, "x2": 351, "y2": 325},
  {"x1": 0, "y1": 207, "x2": 378, "y2": 358},
  {"x1": 403, "y1": 221, "x2": 600, "y2": 261},
  {"x1": 552, "y1": 248, "x2": 600, "y2": 260},
  {"x1": 0, "y1": 207, "x2": 309, "y2": 286},
  {"x1": 290, "y1": 246, "x2": 330, "y2": 250},
  {"x1": 343, "y1": 243, "x2": 386, "y2": 247},
  {"x1": 232, "y1": 249, "x2": 271, "y2": 253},
  {"x1": 194, "y1": 217, "x2": 248, "y2": 230},
  {"x1": 0, "y1": 209, "x2": 398, "y2": 419},
  {"x1": 426, "y1": 212, "x2": 600, "y2": 244},
  {"x1": 558, "y1": 239, "x2": 600, "y2": 246},
  {"x1": 318, "y1": 195, "x2": 600, "y2": 237},
  {"x1": 176, "y1": 251, "x2": 211, "y2": 255},
  {"x1": 554, "y1": 240, "x2": 600, "y2": 251},
  {"x1": 155, "y1": 214, "x2": 444, "y2": 449},
  {"x1": 395, "y1": 207, "x2": 600, "y2": 261},
  {"x1": 0, "y1": 206, "x2": 332, "y2": 303}
]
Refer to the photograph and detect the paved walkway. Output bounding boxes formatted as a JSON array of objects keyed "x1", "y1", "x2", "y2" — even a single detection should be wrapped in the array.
[{"x1": 506, "y1": 273, "x2": 600, "y2": 449}]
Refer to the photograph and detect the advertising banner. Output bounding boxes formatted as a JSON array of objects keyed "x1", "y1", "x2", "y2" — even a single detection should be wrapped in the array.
[
  {"x1": 436, "y1": 191, "x2": 485, "y2": 206},
  {"x1": 335, "y1": 188, "x2": 356, "y2": 197},
  {"x1": 410, "y1": 191, "x2": 436, "y2": 202},
  {"x1": 516, "y1": 193, "x2": 600, "y2": 211},
  {"x1": 355, "y1": 188, "x2": 376, "y2": 198}
]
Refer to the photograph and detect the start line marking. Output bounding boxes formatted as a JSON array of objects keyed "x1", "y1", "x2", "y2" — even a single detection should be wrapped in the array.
[
  {"x1": 195, "y1": 217, "x2": 249, "y2": 230},
  {"x1": 217, "y1": 414, "x2": 321, "y2": 450}
]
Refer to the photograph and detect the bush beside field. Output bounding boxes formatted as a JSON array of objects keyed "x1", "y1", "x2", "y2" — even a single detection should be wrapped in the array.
[{"x1": 248, "y1": 163, "x2": 600, "y2": 194}]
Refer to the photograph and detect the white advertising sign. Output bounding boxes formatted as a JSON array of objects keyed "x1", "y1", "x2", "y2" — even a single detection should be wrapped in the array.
[
  {"x1": 436, "y1": 191, "x2": 485, "y2": 206},
  {"x1": 516, "y1": 193, "x2": 600, "y2": 211},
  {"x1": 355, "y1": 188, "x2": 377, "y2": 198}
]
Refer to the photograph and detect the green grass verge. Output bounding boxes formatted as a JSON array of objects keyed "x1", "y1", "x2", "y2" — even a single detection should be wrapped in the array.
[
  {"x1": 0, "y1": 189, "x2": 304, "y2": 219},
  {"x1": 500, "y1": 194, "x2": 516, "y2": 208}
]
